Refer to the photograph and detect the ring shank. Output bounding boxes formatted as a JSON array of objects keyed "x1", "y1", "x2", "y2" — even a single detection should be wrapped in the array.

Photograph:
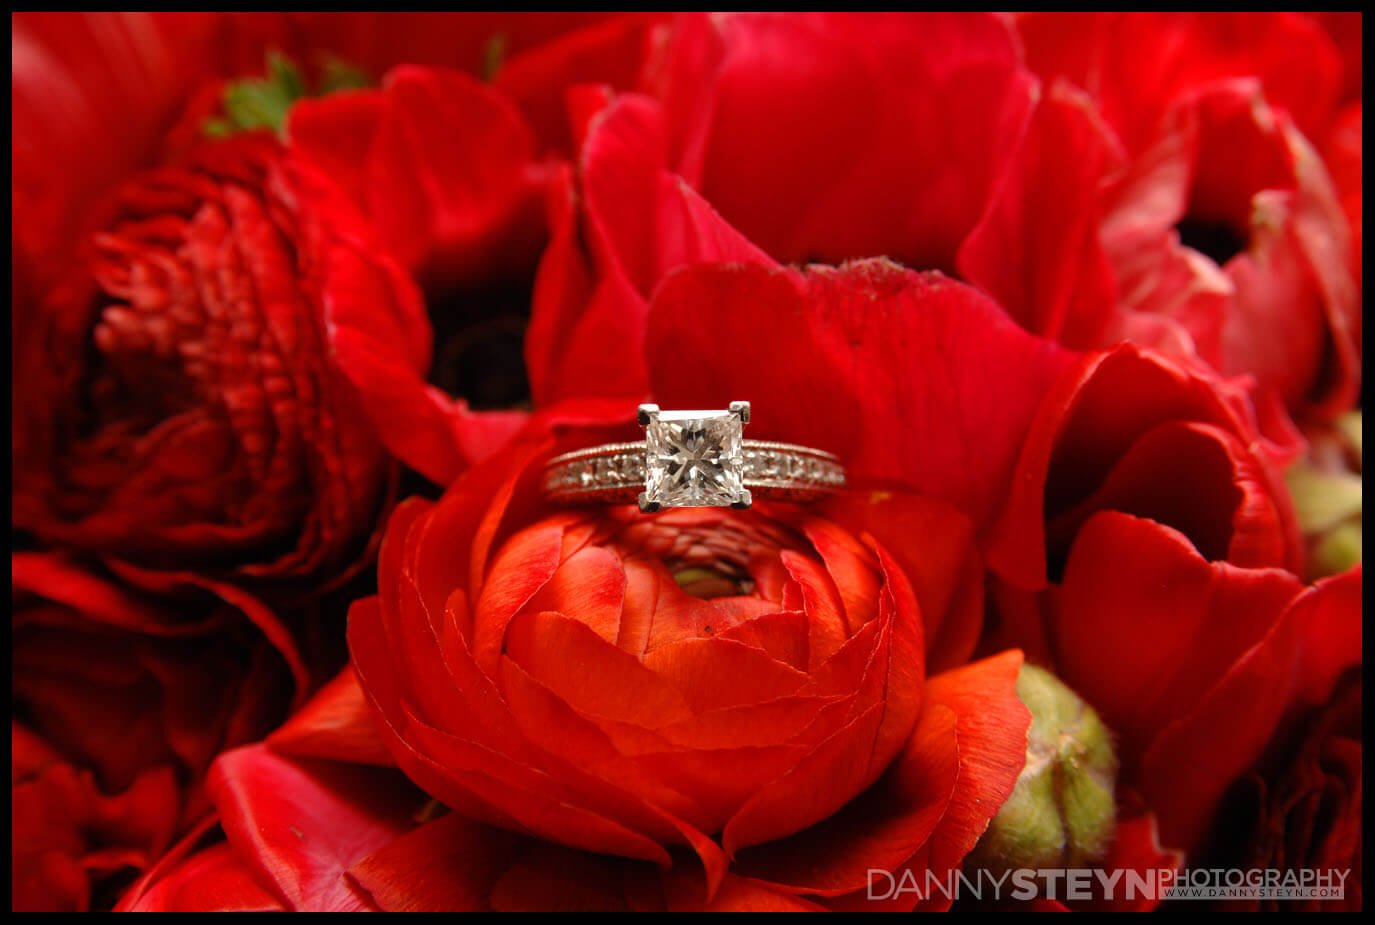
[{"x1": 543, "y1": 439, "x2": 845, "y2": 506}]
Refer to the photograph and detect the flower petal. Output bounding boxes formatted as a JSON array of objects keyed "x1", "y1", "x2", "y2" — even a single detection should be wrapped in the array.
[
  {"x1": 1054, "y1": 511, "x2": 1303, "y2": 766},
  {"x1": 267, "y1": 667, "x2": 394, "y2": 767},
  {"x1": 646, "y1": 260, "x2": 1071, "y2": 530},
  {"x1": 208, "y1": 744, "x2": 425, "y2": 911},
  {"x1": 124, "y1": 842, "x2": 286, "y2": 912},
  {"x1": 348, "y1": 813, "x2": 524, "y2": 912},
  {"x1": 728, "y1": 702, "x2": 959, "y2": 896}
]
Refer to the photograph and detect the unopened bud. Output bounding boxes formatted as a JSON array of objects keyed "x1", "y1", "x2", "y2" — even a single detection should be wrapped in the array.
[
  {"x1": 1288, "y1": 411, "x2": 1362, "y2": 580},
  {"x1": 965, "y1": 663, "x2": 1118, "y2": 875}
]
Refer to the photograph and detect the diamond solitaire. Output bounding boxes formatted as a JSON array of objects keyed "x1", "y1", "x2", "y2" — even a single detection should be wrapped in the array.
[
  {"x1": 541, "y1": 401, "x2": 846, "y2": 511},
  {"x1": 642, "y1": 403, "x2": 750, "y2": 510}
]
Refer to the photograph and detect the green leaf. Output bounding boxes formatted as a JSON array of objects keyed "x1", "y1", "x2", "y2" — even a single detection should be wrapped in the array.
[{"x1": 203, "y1": 50, "x2": 372, "y2": 140}]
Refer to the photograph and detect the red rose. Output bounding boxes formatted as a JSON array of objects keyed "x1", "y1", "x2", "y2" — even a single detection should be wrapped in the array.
[{"x1": 11, "y1": 554, "x2": 291, "y2": 911}]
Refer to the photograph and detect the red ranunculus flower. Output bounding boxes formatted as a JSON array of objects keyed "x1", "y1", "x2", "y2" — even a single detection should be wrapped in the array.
[
  {"x1": 11, "y1": 11, "x2": 1363, "y2": 914},
  {"x1": 10, "y1": 12, "x2": 644, "y2": 297},
  {"x1": 11, "y1": 134, "x2": 457, "y2": 583},
  {"x1": 11, "y1": 13, "x2": 274, "y2": 303},
  {"x1": 116, "y1": 251, "x2": 1082, "y2": 911},
  {"x1": 1231, "y1": 671, "x2": 1362, "y2": 911},
  {"x1": 1016, "y1": 11, "x2": 1361, "y2": 418},
  {"x1": 12, "y1": 13, "x2": 662, "y2": 448},
  {"x1": 113, "y1": 437, "x2": 1032, "y2": 909},
  {"x1": 527, "y1": 12, "x2": 1084, "y2": 407},
  {"x1": 286, "y1": 66, "x2": 552, "y2": 298},
  {"x1": 527, "y1": 12, "x2": 1361, "y2": 424},
  {"x1": 988, "y1": 343, "x2": 1305, "y2": 590},
  {"x1": 519, "y1": 15, "x2": 1361, "y2": 901},
  {"x1": 12, "y1": 554, "x2": 292, "y2": 912},
  {"x1": 979, "y1": 341, "x2": 1362, "y2": 894},
  {"x1": 342, "y1": 424, "x2": 1028, "y2": 908}
]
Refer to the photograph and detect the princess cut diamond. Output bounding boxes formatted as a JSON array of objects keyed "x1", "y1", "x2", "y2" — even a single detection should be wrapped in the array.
[{"x1": 644, "y1": 408, "x2": 746, "y2": 508}]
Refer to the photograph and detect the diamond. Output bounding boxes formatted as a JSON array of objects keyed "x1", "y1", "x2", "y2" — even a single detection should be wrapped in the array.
[
  {"x1": 645, "y1": 410, "x2": 746, "y2": 507},
  {"x1": 618, "y1": 454, "x2": 646, "y2": 483}
]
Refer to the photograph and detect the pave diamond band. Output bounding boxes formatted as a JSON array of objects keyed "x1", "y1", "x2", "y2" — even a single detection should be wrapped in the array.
[
  {"x1": 542, "y1": 441, "x2": 846, "y2": 505},
  {"x1": 542, "y1": 403, "x2": 846, "y2": 510}
]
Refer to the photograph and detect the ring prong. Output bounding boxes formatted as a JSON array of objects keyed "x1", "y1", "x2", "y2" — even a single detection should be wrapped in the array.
[
  {"x1": 731, "y1": 489, "x2": 753, "y2": 510},
  {"x1": 637, "y1": 403, "x2": 660, "y2": 426},
  {"x1": 729, "y1": 401, "x2": 751, "y2": 424},
  {"x1": 638, "y1": 492, "x2": 661, "y2": 513}
]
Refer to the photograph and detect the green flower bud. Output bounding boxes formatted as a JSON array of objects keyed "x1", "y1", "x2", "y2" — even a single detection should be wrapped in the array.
[
  {"x1": 1287, "y1": 411, "x2": 1362, "y2": 581},
  {"x1": 965, "y1": 663, "x2": 1118, "y2": 875}
]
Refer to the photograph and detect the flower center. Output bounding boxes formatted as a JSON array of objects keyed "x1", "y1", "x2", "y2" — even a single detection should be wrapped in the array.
[
  {"x1": 672, "y1": 566, "x2": 753, "y2": 599},
  {"x1": 1175, "y1": 215, "x2": 1246, "y2": 266}
]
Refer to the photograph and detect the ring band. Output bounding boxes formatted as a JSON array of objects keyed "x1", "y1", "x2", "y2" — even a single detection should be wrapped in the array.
[{"x1": 542, "y1": 403, "x2": 846, "y2": 511}]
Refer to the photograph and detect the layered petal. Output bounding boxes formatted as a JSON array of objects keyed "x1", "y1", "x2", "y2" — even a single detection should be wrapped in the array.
[
  {"x1": 287, "y1": 65, "x2": 549, "y2": 293},
  {"x1": 207, "y1": 744, "x2": 426, "y2": 911},
  {"x1": 651, "y1": 12, "x2": 1035, "y2": 270},
  {"x1": 989, "y1": 343, "x2": 1301, "y2": 590},
  {"x1": 646, "y1": 261, "x2": 1072, "y2": 530}
]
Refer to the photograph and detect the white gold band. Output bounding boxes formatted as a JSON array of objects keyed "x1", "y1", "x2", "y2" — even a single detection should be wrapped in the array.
[{"x1": 543, "y1": 439, "x2": 846, "y2": 507}]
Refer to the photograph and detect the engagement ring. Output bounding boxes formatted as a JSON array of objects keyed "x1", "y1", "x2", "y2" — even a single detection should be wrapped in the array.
[{"x1": 543, "y1": 402, "x2": 846, "y2": 511}]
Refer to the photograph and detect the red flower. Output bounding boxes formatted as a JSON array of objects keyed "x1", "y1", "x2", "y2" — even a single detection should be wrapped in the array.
[
  {"x1": 988, "y1": 344, "x2": 1304, "y2": 590},
  {"x1": 12, "y1": 723, "x2": 178, "y2": 914},
  {"x1": 11, "y1": 136, "x2": 467, "y2": 580},
  {"x1": 1016, "y1": 12, "x2": 1360, "y2": 417},
  {"x1": 10, "y1": 12, "x2": 1363, "y2": 913},
  {"x1": 285, "y1": 14, "x2": 664, "y2": 294},
  {"x1": 527, "y1": 12, "x2": 1082, "y2": 408},
  {"x1": 118, "y1": 495, "x2": 1031, "y2": 910},
  {"x1": 11, "y1": 554, "x2": 291, "y2": 911},
  {"x1": 286, "y1": 66, "x2": 552, "y2": 295},
  {"x1": 539, "y1": 253, "x2": 1072, "y2": 659},
  {"x1": 10, "y1": 11, "x2": 640, "y2": 287},
  {"x1": 1231, "y1": 671, "x2": 1362, "y2": 911},
  {"x1": 11, "y1": 13, "x2": 276, "y2": 301},
  {"x1": 12, "y1": 13, "x2": 661, "y2": 424},
  {"x1": 1045, "y1": 533, "x2": 1360, "y2": 861},
  {"x1": 980, "y1": 341, "x2": 1362, "y2": 875},
  {"x1": 347, "y1": 440, "x2": 1026, "y2": 906},
  {"x1": 642, "y1": 12, "x2": 1034, "y2": 271},
  {"x1": 115, "y1": 248, "x2": 1084, "y2": 910}
]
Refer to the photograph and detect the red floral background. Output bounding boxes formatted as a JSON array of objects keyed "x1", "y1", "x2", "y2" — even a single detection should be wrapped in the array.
[{"x1": 11, "y1": 12, "x2": 1362, "y2": 912}]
